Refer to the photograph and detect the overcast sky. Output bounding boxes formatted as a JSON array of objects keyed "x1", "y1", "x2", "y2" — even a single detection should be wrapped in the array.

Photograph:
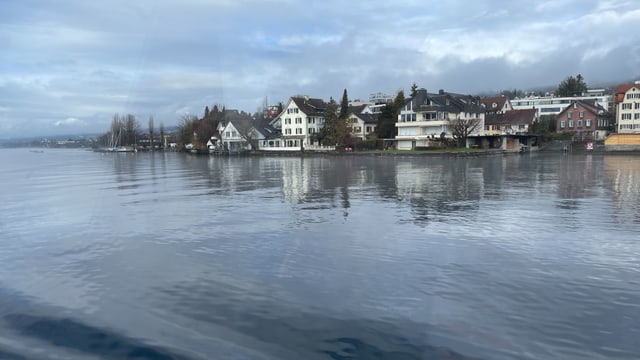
[{"x1": 1, "y1": 0, "x2": 639, "y2": 137}]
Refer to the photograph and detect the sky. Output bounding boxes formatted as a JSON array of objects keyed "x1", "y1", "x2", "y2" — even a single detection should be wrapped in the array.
[{"x1": 1, "y1": 0, "x2": 639, "y2": 138}]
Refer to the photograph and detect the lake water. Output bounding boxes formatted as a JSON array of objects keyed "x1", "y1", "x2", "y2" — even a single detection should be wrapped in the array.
[{"x1": 0, "y1": 148, "x2": 639, "y2": 360}]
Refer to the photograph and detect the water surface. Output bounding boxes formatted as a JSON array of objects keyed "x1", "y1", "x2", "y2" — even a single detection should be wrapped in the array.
[{"x1": 0, "y1": 149, "x2": 639, "y2": 359}]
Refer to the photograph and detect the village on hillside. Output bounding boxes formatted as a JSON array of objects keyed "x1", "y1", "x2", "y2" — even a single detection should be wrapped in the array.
[{"x1": 95, "y1": 75, "x2": 640, "y2": 154}]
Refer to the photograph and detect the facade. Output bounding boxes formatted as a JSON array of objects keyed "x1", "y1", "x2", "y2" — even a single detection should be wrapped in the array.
[
  {"x1": 278, "y1": 96, "x2": 326, "y2": 148},
  {"x1": 347, "y1": 105, "x2": 378, "y2": 140},
  {"x1": 556, "y1": 100, "x2": 610, "y2": 140},
  {"x1": 615, "y1": 83, "x2": 640, "y2": 133},
  {"x1": 511, "y1": 89, "x2": 613, "y2": 116},
  {"x1": 485, "y1": 109, "x2": 537, "y2": 135},
  {"x1": 395, "y1": 89, "x2": 485, "y2": 150}
]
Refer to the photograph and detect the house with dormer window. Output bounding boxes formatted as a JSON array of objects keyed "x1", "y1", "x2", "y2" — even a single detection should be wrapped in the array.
[
  {"x1": 395, "y1": 89, "x2": 485, "y2": 150},
  {"x1": 614, "y1": 82, "x2": 640, "y2": 133},
  {"x1": 347, "y1": 104, "x2": 378, "y2": 140},
  {"x1": 480, "y1": 96, "x2": 513, "y2": 114},
  {"x1": 557, "y1": 100, "x2": 611, "y2": 140},
  {"x1": 277, "y1": 96, "x2": 327, "y2": 149}
]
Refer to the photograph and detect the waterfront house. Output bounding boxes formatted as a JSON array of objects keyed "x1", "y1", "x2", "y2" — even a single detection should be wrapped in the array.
[
  {"x1": 347, "y1": 105, "x2": 378, "y2": 141},
  {"x1": 395, "y1": 89, "x2": 485, "y2": 150},
  {"x1": 278, "y1": 96, "x2": 327, "y2": 149},
  {"x1": 484, "y1": 108, "x2": 537, "y2": 135},
  {"x1": 556, "y1": 100, "x2": 611, "y2": 141},
  {"x1": 614, "y1": 82, "x2": 640, "y2": 134}
]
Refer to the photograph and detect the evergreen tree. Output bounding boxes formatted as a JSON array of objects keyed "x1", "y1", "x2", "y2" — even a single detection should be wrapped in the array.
[
  {"x1": 321, "y1": 97, "x2": 339, "y2": 146},
  {"x1": 557, "y1": 74, "x2": 588, "y2": 97},
  {"x1": 339, "y1": 88, "x2": 349, "y2": 120},
  {"x1": 410, "y1": 82, "x2": 418, "y2": 97},
  {"x1": 204, "y1": 106, "x2": 210, "y2": 120},
  {"x1": 376, "y1": 90, "x2": 405, "y2": 139}
]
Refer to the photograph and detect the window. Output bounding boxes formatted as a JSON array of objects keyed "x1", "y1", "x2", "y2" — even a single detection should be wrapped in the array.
[
  {"x1": 577, "y1": 120, "x2": 582, "y2": 127},
  {"x1": 622, "y1": 113, "x2": 632, "y2": 120},
  {"x1": 635, "y1": 103, "x2": 640, "y2": 109},
  {"x1": 579, "y1": 111, "x2": 584, "y2": 118},
  {"x1": 366, "y1": 126, "x2": 371, "y2": 133},
  {"x1": 573, "y1": 102, "x2": 578, "y2": 109},
  {"x1": 285, "y1": 128, "x2": 291, "y2": 135},
  {"x1": 231, "y1": 131, "x2": 237, "y2": 137},
  {"x1": 285, "y1": 118, "x2": 291, "y2": 124},
  {"x1": 622, "y1": 103, "x2": 632, "y2": 110},
  {"x1": 567, "y1": 112, "x2": 573, "y2": 119},
  {"x1": 295, "y1": 117, "x2": 302, "y2": 124},
  {"x1": 560, "y1": 121, "x2": 566, "y2": 128},
  {"x1": 635, "y1": 114, "x2": 640, "y2": 120},
  {"x1": 585, "y1": 119, "x2": 592, "y2": 127},
  {"x1": 295, "y1": 128, "x2": 302, "y2": 134},
  {"x1": 569, "y1": 120, "x2": 574, "y2": 127},
  {"x1": 225, "y1": 131, "x2": 230, "y2": 137}
]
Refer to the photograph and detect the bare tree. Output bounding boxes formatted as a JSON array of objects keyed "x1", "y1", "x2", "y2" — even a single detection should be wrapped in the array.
[
  {"x1": 450, "y1": 116, "x2": 481, "y2": 147},
  {"x1": 159, "y1": 122, "x2": 165, "y2": 150},
  {"x1": 148, "y1": 116, "x2": 154, "y2": 150},
  {"x1": 235, "y1": 119, "x2": 260, "y2": 151}
]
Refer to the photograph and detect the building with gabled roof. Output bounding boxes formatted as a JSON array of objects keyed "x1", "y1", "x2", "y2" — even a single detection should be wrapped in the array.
[
  {"x1": 347, "y1": 105, "x2": 378, "y2": 140},
  {"x1": 485, "y1": 108, "x2": 537, "y2": 135},
  {"x1": 557, "y1": 100, "x2": 611, "y2": 140},
  {"x1": 480, "y1": 96, "x2": 513, "y2": 114},
  {"x1": 614, "y1": 82, "x2": 640, "y2": 134},
  {"x1": 395, "y1": 88, "x2": 485, "y2": 150},
  {"x1": 277, "y1": 96, "x2": 327, "y2": 148}
]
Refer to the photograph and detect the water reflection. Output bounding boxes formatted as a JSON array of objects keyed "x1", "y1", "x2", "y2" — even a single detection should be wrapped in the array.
[{"x1": 604, "y1": 155, "x2": 640, "y2": 224}]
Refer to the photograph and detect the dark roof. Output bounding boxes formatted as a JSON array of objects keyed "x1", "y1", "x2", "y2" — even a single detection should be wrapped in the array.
[
  {"x1": 407, "y1": 88, "x2": 485, "y2": 114},
  {"x1": 503, "y1": 109, "x2": 537, "y2": 125},
  {"x1": 291, "y1": 96, "x2": 326, "y2": 116},
  {"x1": 253, "y1": 118, "x2": 281, "y2": 140},
  {"x1": 485, "y1": 109, "x2": 536, "y2": 126},
  {"x1": 484, "y1": 113, "x2": 503, "y2": 126},
  {"x1": 351, "y1": 112, "x2": 378, "y2": 124},
  {"x1": 480, "y1": 96, "x2": 509, "y2": 111},
  {"x1": 348, "y1": 104, "x2": 368, "y2": 114}
]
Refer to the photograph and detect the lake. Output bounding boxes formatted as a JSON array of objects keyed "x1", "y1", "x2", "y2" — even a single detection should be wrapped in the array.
[{"x1": 0, "y1": 148, "x2": 639, "y2": 359}]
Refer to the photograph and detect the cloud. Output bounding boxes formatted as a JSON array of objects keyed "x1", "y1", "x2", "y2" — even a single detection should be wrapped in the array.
[
  {"x1": 54, "y1": 117, "x2": 86, "y2": 127},
  {"x1": 0, "y1": 0, "x2": 639, "y2": 137}
]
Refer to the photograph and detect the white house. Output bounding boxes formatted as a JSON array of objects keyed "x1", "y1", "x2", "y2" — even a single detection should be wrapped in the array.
[
  {"x1": 395, "y1": 89, "x2": 485, "y2": 150},
  {"x1": 278, "y1": 96, "x2": 327, "y2": 149},
  {"x1": 347, "y1": 105, "x2": 378, "y2": 140},
  {"x1": 615, "y1": 82, "x2": 640, "y2": 133}
]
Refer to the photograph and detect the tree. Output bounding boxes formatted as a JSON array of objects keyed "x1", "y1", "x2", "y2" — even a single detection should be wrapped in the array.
[
  {"x1": 410, "y1": 82, "x2": 419, "y2": 97},
  {"x1": 557, "y1": 74, "x2": 588, "y2": 97},
  {"x1": 339, "y1": 88, "x2": 349, "y2": 120},
  {"x1": 376, "y1": 90, "x2": 405, "y2": 139},
  {"x1": 123, "y1": 114, "x2": 140, "y2": 146},
  {"x1": 177, "y1": 114, "x2": 199, "y2": 149},
  {"x1": 204, "y1": 106, "x2": 210, "y2": 120},
  {"x1": 235, "y1": 118, "x2": 260, "y2": 151},
  {"x1": 450, "y1": 116, "x2": 481, "y2": 147},
  {"x1": 159, "y1": 122, "x2": 165, "y2": 149},
  {"x1": 320, "y1": 97, "x2": 340, "y2": 146},
  {"x1": 148, "y1": 116, "x2": 154, "y2": 150}
]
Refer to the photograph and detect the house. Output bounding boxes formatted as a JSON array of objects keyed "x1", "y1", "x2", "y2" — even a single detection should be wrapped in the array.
[
  {"x1": 278, "y1": 96, "x2": 326, "y2": 148},
  {"x1": 556, "y1": 100, "x2": 611, "y2": 140},
  {"x1": 485, "y1": 109, "x2": 537, "y2": 135},
  {"x1": 219, "y1": 115, "x2": 282, "y2": 152},
  {"x1": 347, "y1": 104, "x2": 378, "y2": 140},
  {"x1": 395, "y1": 89, "x2": 485, "y2": 150},
  {"x1": 480, "y1": 96, "x2": 513, "y2": 114},
  {"x1": 614, "y1": 82, "x2": 640, "y2": 133}
]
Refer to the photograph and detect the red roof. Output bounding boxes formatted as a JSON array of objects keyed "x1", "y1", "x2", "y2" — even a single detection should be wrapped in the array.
[{"x1": 615, "y1": 83, "x2": 637, "y2": 103}]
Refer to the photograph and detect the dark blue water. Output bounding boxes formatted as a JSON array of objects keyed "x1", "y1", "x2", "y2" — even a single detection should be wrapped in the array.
[{"x1": 0, "y1": 149, "x2": 639, "y2": 359}]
